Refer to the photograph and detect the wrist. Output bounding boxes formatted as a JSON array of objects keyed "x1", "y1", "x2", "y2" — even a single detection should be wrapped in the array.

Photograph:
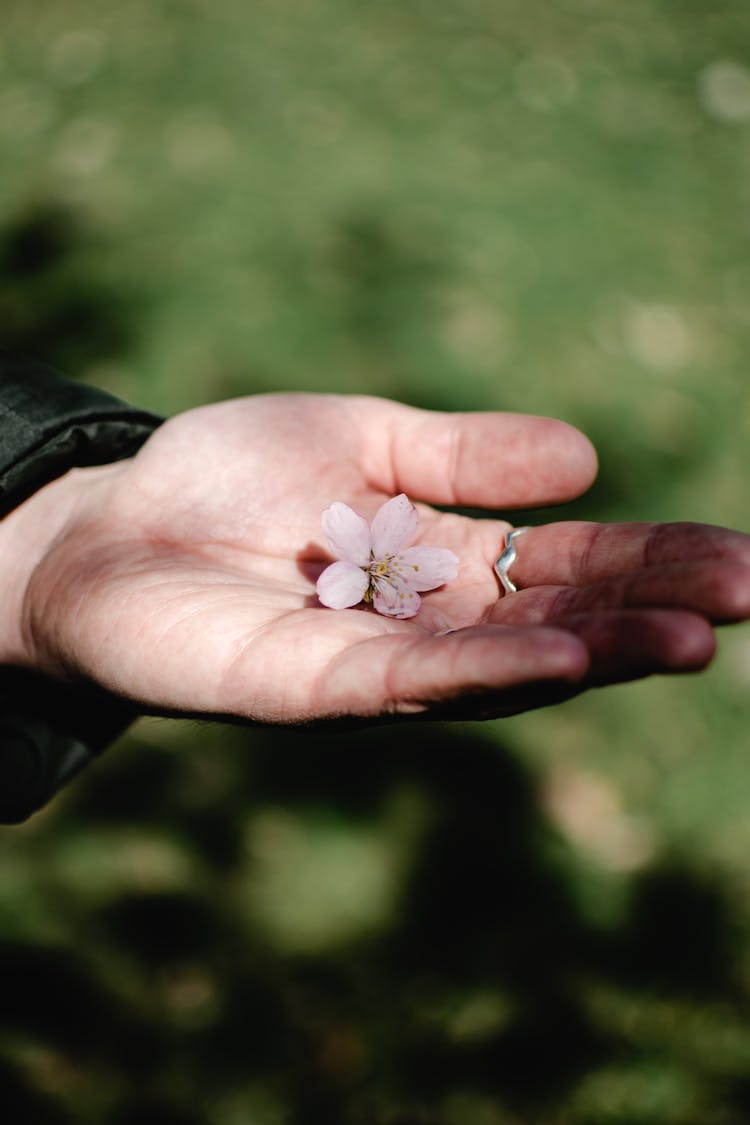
[{"x1": 0, "y1": 462, "x2": 125, "y2": 669}]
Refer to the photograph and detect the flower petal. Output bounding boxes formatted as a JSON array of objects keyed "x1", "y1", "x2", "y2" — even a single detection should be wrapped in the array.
[
  {"x1": 372, "y1": 573, "x2": 422, "y2": 619},
  {"x1": 395, "y1": 547, "x2": 459, "y2": 592},
  {"x1": 321, "y1": 502, "x2": 372, "y2": 566},
  {"x1": 317, "y1": 561, "x2": 369, "y2": 609},
  {"x1": 370, "y1": 494, "x2": 418, "y2": 557}
]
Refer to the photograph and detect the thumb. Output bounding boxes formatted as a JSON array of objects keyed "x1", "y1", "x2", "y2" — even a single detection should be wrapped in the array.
[{"x1": 352, "y1": 397, "x2": 598, "y2": 510}]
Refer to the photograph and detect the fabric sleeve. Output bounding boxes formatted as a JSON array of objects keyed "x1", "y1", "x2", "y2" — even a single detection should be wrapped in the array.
[
  {"x1": 0, "y1": 354, "x2": 164, "y2": 823},
  {"x1": 0, "y1": 352, "x2": 163, "y2": 516}
]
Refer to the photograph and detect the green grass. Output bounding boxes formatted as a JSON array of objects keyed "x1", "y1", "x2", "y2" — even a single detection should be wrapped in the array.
[{"x1": 3, "y1": 2, "x2": 750, "y2": 1122}]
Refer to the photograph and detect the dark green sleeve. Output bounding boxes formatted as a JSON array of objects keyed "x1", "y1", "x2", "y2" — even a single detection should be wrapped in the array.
[
  {"x1": 0, "y1": 354, "x2": 164, "y2": 823},
  {"x1": 0, "y1": 352, "x2": 162, "y2": 517}
]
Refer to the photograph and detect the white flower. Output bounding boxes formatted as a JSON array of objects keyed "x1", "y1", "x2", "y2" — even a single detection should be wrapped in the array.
[{"x1": 316, "y1": 494, "x2": 458, "y2": 619}]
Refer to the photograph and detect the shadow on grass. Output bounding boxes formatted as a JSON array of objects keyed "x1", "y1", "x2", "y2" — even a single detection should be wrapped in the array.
[{"x1": 2, "y1": 721, "x2": 749, "y2": 1124}]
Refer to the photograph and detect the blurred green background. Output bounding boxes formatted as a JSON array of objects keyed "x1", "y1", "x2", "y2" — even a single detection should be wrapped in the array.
[{"x1": 3, "y1": 1, "x2": 750, "y2": 1122}]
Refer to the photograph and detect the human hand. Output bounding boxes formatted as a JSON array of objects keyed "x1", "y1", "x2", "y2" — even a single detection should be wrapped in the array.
[{"x1": 5, "y1": 393, "x2": 750, "y2": 723}]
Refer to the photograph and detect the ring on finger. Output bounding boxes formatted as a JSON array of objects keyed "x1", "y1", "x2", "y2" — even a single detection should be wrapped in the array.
[{"x1": 494, "y1": 526, "x2": 530, "y2": 594}]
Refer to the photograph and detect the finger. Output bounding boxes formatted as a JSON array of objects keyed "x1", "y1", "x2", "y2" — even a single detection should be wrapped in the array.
[
  {"x1": 353, "y1": 398, "x2": 598, "y2": 509},
  {"x1": 404, "y1": 609, "x2": 713, "y2": 720},
  {"x1": 553, "y1": 609, "x2": 716, "y2": 683},
  {"x1": 508, "y1": 521, "x2": 750, "y2": 590},
  {"x1": 317, "y1": 624, "x2": 590, "y2": 719},
  {"x1": 493, "y1": 600, "x2": 715, "y2": 680},
  {"x1": 493, "y1": 560, "x2": 750, "y2": 625}
]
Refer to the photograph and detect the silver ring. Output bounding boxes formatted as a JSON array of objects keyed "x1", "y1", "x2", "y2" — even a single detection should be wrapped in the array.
[{"x1": 494, "y1": 526, "x2": 530, "y2": 594}]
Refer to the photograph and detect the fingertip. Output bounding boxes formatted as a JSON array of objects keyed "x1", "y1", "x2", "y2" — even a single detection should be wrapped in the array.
[
  {"x1": 636, "y1": 609, "x2": 717, "y2": 672},
  {"x1": 552, "y1": 420, "x2": 599, "y2": 498},
  {"x1": 662, "y1": 614, "x2": 716, "y2": 672},
  {"x1": 713, "y1": 562, "x2": 750, "y2": 623},
  {"x1": 540, "y1": 628, "x2": 592, "y2": 681},
  {"x1": 480, "y1": 414, "x2": 599, "y2": 508}
]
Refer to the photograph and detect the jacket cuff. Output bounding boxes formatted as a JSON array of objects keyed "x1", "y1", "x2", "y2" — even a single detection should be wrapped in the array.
[
  {"x1": 0, "y1": 355, "x2": 164, "y2": 823},
  {"x1": 0, "y1": 352, "x2": 163, "y2": 517},
  {"x1": 0, "y1": 670, "x2": 138, "y2": 824}
]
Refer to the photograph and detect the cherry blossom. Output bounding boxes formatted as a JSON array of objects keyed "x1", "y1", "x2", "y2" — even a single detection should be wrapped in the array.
[{"x1": 316, "y1": 494, "x2": 458, "y2": 618}]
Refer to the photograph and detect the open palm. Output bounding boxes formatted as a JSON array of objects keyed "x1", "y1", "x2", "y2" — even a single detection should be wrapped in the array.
[{"x1": 22, "y1": 393, "x2": 750, "y2": 723}]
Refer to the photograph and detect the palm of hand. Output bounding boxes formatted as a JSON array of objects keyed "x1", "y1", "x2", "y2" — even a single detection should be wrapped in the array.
[{"x1": 28, "y1": 394, "x2": 750, "y2": 723}]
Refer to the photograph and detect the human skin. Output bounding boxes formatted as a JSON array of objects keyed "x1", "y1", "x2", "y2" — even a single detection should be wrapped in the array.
[{"x1": 2, "y1": 392, "x2": 750, "y2": 724}]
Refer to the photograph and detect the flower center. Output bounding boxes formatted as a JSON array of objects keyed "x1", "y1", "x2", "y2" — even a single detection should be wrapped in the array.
[{"x1": 369, "y1": 554, "x2": 396, "y2": 578}]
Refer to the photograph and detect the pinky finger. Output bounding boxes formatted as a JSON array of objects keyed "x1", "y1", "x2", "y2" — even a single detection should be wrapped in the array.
[{"x1": 319, "y1": 624, "x2": 590, "y2": 720}]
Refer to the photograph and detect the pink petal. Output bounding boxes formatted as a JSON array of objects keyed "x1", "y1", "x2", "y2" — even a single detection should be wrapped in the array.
[
  {"x1": 317, "y1": 561, "x2": 369, "y2": 609},
  {"x1": 395, "y1": 547, "x2": 459, "y2": 592},
  {"x1": 370, "y1": 494, "x2": 418, "y2": 558},
  {"x1": 321, "y1": 502, "x2": 372, "y2": 566},
  {"x1": 372, "y1": 574, "x2": 422, "y2": 619}
]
